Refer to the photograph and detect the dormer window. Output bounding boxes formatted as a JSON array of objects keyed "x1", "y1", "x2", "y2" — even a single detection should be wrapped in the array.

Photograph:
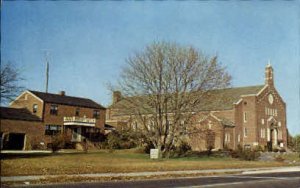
[{"x1": 33, "y1": 104, "x2": 38, "y2": 113}]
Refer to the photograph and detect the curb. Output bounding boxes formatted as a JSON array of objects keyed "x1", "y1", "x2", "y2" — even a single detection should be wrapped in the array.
[
  {"x1": 2, "y1": 166, "x2": 300, "y2": 182},
  {"x1": 241, "y1": 166, "x2": 300, "y2": 174}
]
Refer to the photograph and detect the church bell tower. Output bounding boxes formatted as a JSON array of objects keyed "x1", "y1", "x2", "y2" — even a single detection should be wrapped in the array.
[{"x1": 265, "y1": 61, "x2": 274, "y2": 86}]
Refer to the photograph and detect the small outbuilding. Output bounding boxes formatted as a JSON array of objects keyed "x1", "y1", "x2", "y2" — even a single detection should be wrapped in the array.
[{"x1": 0, "y1": 107, "x2": 44, "y2": 150}]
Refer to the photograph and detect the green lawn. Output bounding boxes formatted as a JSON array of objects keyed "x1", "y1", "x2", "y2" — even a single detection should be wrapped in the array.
[{"x1": 1, "y1": 149, "x2": 293, "y2": 176}]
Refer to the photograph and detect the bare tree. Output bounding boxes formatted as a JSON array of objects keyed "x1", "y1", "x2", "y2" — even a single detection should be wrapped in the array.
[
  {"x1": 115, "y1": 42, "x2": 231, "y2": 157},
  {"x1": 0, "y1": 62, "x2": 23, "y2": 104}
]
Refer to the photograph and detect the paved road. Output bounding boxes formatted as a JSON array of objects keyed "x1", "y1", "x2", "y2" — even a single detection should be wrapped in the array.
[{"x1": 11, "y1": 171, "x2": 300, "y2": 188}]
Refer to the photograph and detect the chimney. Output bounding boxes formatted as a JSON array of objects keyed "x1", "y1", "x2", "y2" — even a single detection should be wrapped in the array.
[
  {"x1": 113, "y1": 91, "x2": 122, "y2": 104},
  {"x1": 59, "y1": 91, "x2": 66, "y2": 96},
  {"x1": 265, "y1": 62, "x2": 274, "y2": 86}
]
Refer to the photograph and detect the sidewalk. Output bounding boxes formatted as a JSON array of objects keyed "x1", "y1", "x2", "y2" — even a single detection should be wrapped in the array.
[
  {"x1": 0, "y1": 149, "x2": 81, "y2": 154},
  {"x1": 2, "y1": 166, "x2": 300, "y2": 182}
]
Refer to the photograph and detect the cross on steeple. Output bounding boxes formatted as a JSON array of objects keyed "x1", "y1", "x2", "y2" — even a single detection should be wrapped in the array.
[{"x1": 265, "y1": 60, "x2": 274, "y2": 86}]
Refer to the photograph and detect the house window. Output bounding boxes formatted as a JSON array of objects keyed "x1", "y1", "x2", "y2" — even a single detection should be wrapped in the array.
[
  {"x1": 260, "y1": 128, "x2": 265, "y2": 138},
  {"x1": 50, "y1": 104, "x2": 58, "y2": 115},
  {"x1": 278, "y1": 121, "x2": 281, "y2": 127},
  {"x1": 180, "y1": 120, "x2": 188, "y2": 134},
  {"x1": 93, "y1": 110, "x2": 100, "y2": 119},
  {"x1": 238, "y1": 134, "x2": 241, "y2": 142},
  {"x1": 261, "y1": 119, "x2": 264, "y2": 125},
  {"x1": 33, "y1": 104, "x2": 38, "y2": 113},
  {"x1": 132, "y1": 122, "x2": 138, "y2": 131},
  {"x1": 208, "y1": 120, "x2": 212, "y2": 129},
  {"x1": 265, "y1": 107, "x2": 267, "y2": 115},
  {"x1": 244, "y1": 127, "x2": 248, "y2": 137},
  {"x1": 147, "y1": 120, "x2": 155, "y2": 130},
  {"x1": 225, "y1": 133, "x2": 230, "y2": 142},
  {"x1": 151, "y1": 120, "x2": 155, "y2": 126},
  {"x1": 75, "y1": 108, "x2": 80, "y2": 116},
  {"x1": 45, "y1": 125, "x2": 61, "y2": 135},
  {"x1": 180, "y1": 120, "x2": 185, "y2": 126},
  {"x1": 243, "y1": 112, "x2": 247, "y2": 123}
]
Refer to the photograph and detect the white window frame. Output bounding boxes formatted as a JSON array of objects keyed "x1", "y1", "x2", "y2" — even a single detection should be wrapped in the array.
[
  {"x1": 225, "y1": 133, "x2": 230, "y2": 142},
  {"x1": 243, "y1": 112, "x2": 247, "y2": 123},
  {"x1": 265, "y1": 107, "x2": 267, "y2": 115},
  {"x1": 260, "y1": 128, "x2": 265, "y2": 138},
  {"x1": 33, "y1": 104, "x2": 38, "y2": 113},
  {"x1": 132, "y1": 122, "x2": 138, "y2": 131},
  {"x1": 208, "y1": 122, "x2": 212, "y2": 129}
]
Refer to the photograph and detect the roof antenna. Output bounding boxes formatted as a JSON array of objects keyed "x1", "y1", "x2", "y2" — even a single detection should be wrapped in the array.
[{"x1": 42, "y1": 49, "x2": 51, "y2": 93}]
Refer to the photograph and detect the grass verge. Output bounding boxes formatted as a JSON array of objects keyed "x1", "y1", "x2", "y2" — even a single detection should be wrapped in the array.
[{"x1": 1, "y1": 149, "x2": 295, "y2": 177}]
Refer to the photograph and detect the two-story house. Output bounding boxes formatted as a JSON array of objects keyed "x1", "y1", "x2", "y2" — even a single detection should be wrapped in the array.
[{"x1": 1, "y1": 90, "x2": 106, "y2": 149}]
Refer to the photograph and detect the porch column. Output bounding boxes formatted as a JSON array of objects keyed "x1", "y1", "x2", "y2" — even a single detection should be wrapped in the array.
[{"x1": 77, "y1": 127, "x2": 82, "y2": 142}]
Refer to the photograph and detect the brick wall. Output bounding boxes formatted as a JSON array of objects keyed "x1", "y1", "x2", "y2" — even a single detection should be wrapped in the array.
[
  {"x1": 256, "y1": 85, "x2": 287, "y2": 148},
  {"x1": 43, "y1": 103, "x2": 105, "y2": 130},
  {"x1": 189, "y1": 114, "x2": 224, "y2": 151},
  {"x1": 239, "y1": 95, "x2": 258, "y2": 146},
  {"x1": 234, "y1": 101, "x2": 243, "y2": 147},
  {"x1": 224, "y1": 126, "x2": 234, "y2": 149},
  {"x1": 1, "y1": 119, "x2": 45, "y2": 149},
  {"x1": 10, "y1": 91, "x2": 44, "y2": 119}
]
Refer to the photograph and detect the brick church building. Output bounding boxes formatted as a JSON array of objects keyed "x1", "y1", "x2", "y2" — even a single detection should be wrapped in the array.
[{"x1": 106, "y1": 64, "x2": 288, "y2": 151}]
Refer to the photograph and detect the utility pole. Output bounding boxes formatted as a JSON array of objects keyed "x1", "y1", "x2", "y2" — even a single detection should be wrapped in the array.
[
  {"x1": 45, "y1": 56, "x2": 49, "y2": 93},
  {"x1": 42, "y1": 50, "x2": 50, "y2": 93}
]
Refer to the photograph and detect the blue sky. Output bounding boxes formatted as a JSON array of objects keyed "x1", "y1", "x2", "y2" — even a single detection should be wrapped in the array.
[{"x1": 1, "y1": 1, "x2": 299, "y2": 135}]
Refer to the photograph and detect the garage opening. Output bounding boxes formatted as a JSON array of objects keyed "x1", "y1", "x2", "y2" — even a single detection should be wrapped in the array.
[{"x1": 5, "y1": 133, "x2": 26, "y2": 150}]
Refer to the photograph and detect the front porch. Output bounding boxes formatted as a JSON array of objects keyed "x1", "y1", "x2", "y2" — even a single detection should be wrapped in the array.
[{"x1": 63, "y1": 117, "x2": 103, "y2": 143}]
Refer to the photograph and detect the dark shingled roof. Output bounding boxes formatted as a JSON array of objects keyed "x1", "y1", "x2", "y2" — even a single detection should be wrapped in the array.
[
  {"x1": 29, "y1": 90, "x2": 105, "y2": 109},
  {"x1": 0, "y1": 107, "x2": 41, "y2": 121},
  {"x1": 110, "y1": 85, "x2": 265, "y2": 114},
  {"x1": 219, "y1": 117, "x2": 235, "y2": 127},
  {"x1": 105, "y1": 124, "x2": 116, "y2": 130},
  {"x1": 196, "y1": 85, "x2": 265, "y2": 111}
]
